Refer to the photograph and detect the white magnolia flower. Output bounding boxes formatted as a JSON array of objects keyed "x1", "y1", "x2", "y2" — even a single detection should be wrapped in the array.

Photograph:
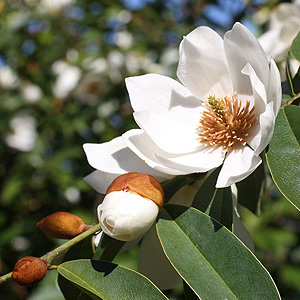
[
  {"x1": 84, "y1": 23, "x2": 281, "y2": 189},
  {"x1": 84, "y1": 23, "x2": 279, "y2": 289},
  {"x1": 259, "y1": 0, "x2": 300, "y2": 62}
]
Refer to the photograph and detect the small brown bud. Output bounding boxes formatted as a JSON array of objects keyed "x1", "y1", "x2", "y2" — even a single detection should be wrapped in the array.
[
  {"x1": 12, "y1": 256, "x2": 47, "y2": 286},
  {"x1": 37, "y1": 212, "x2": 88, "y2": 239},
  {"x1": 106, "y1": 172, "x2": 164, "y2": 209}
]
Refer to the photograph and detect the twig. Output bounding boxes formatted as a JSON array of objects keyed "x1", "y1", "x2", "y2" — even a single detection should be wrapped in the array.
[{"x1": 0, "y1": 223, "x2": 101, "y2": 285}]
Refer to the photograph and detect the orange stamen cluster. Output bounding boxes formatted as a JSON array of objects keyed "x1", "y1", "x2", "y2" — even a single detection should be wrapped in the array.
[{"x1": 198, "y1": 93, "x2": 257, "y2": 152}]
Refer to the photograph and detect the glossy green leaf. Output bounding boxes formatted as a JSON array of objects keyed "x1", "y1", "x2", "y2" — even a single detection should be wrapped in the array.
[
  {"x1": 192, "y1": 167, "x2": 220, "y2": 212},
  {"x1": 266, "y1": 106, "x2": 300, "y2": 210},
  {"x1": 58, "y1": 274, "x2": 93, "y2": 300},
  {"x1": 192, "y1": 167, "x2": 233, "y2": 229},
  {"x1": 286, "y1": 54, "x2": 296, "y2": 96},
  {"x1": 209, "y1": 187, "x2": 233, "y2": 230},
  {"x1": 58, "y1": 259, "x2": 168, "y2": 300},
  {"x1": 291, "y1": 68, "x2": 300, "y2": 101},
  {"x1": 157, "y1": 204, "x2": 281, "y2": 300},
  {"x1": 290, "y1": 31, "x2": 300, "y2": 62},
  {"x1": 236, "y1": 161, "x2": 265, "y2": 215},
  {"x1": 58, "y1": 238, "x2": 95, "y2": 300}
]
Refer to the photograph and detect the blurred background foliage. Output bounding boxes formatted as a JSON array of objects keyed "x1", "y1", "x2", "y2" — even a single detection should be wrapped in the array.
[{"x1": 0, "y1": 0, "x2": 299, "y2": 299}]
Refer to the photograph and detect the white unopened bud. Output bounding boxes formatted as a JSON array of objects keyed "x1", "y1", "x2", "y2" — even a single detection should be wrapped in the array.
[{"x1": 97, "y1": 172, "x2": 164, "y2": 241}]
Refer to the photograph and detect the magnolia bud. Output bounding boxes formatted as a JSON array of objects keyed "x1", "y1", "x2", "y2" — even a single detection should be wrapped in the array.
[
  {"x1": 12, "y1": 256, "x2": 47, "y2": 286},
  {"x1": 37, "y1": 212, "x2": 89, "y2": 239},
  {"x1": 98, "y1": 172, "x2": 164, "y2": 241}
]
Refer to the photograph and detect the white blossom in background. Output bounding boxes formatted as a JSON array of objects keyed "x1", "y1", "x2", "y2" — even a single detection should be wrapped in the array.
[
  {"x1": 107, "y1": 50, "x2": 125, "y2": 83},
  {"x1": 65, "y1": 186, "x2": 81, "y2": 204},
  {"x1": 66, "y1": 49, "x2": 79, "y2": 64},
  {"x1": 160, "y1": 46, "x2": 179, "y2": 76},
  {"x1": 116, "y1": 10, "x2": 132, "y2": 25},
  {"x1": 259, "y1": 0, "x2": 300, "y2": 62},
  {"x1": 124, "y1": 52, "x2": 158, "y2": 74},
  {"x1": 84, "y1": 22, "x2": 281, "y2": 190},
  {"x1": 97, "y1": 100, "x2": 119, "y2": 118},
  {"x1": 20, "y1": 82, "x2": 43, "y2": 103},
  {"x1": 0, "y1": 65, "x2": 19, "y2": 89},
  {"x1": 124, "y1": 48, "x2": 178, "y2": 76},
  {"x1": 74, "y1": 73, "x2": 103, "y2": 105},
  {"x1": 6, "y1": 114, "x2": 37, "y2": 152},
  {"x1": 52, "y1": 60, "x2": 81, "y2": 99},
  {"x1": 115, "y1": 31, "x2": 134, "y2": 49},
  {"x1": 82, "y1": 57, "x2": 108, "y2": 74},
  {"x1": 38, "y1": 0, "x2": 75, "y2": 15},
  {"x1": 107, "y1": 50, "x2": 124, "y2": 69}
]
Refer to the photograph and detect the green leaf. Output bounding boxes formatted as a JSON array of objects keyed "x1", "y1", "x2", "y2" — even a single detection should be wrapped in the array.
[
  {"x1": 266, "y1": 105, "x2": 300, "y2": 210},
  {"x1": 282, "y1": 94, "x2": 292, "y2": 101},
  {"x1": 292, "y1": 67, "x2": 300, "y2": 96},
  {"x1": 192, "y1": 167, "x2": 220, "y2": 212},
  {"x1": 192, "y1": 167, "x2": 233, "y2": 230},
  {"x1": 209, "y1": 187, "x2": 233, "y2": 230},
  {"x1": 58, "y1": 259, "x2": 168, "y2": 300},
  {"x1": 290, "y1": 31, "x2": 300, "y2": 62},
  {"x1": 58, "y1": 274, "x2": 93, "y2": 300},
  {"x1": 58, "y1": 238, "x2": 95, "y2": 300},
  {"x1": 157, "y1": 204, "x2": 281, "y2": 300},
  {"x1": 286, "y1": 54, "x2": 295, "y2": 96},
  {"x1": 236, "y1": 161, "x2": 265, "y2": 215}
]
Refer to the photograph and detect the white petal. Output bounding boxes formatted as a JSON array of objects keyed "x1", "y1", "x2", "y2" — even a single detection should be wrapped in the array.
[
  {"x1": 241, "y1": 63, "x2": 267, "y2": 112},
  {"x1": 134, "y1": 110, "x2": 200, "y2": 154},
  {"x1": 267, "y1": 59, "x2": 282, "y2": 116},
  {"x1": 231, "y1": 183, "x2": 239, "y2": 217},
  {"x1": 224, "y1": 23, "x2": 269, "y2": 96},
  {"x1": 125, "y1": 74, "x2": 203, "y2": 121},
  {"x1": 122, "y1": 129, "x2": 186, "y2": 176},
  {"x1": 216, "y1": 145, "x2": 262, "y2": 188},
  {"x1": 253, "y1": 102, "x2": 275, "y2": 156},
  {"x1": 83, "y1": 137, "x2": 170, "y2": 180},
  {"x1": 241, "y1": 63, "x2": 269, "y2": 152},
  {"x1": 138, "y1": 225, "x2": 182, "y2": 290},
  {"x1": 84, "y1": 170, "x2": 120, "y2": 194},
  {"x1": 155, "y1": 146, "x2": 225, "y2": 174},
  {"x1": 246, "y1": 102, "x2": 275, "y2": 156},
  {"x1": 177, "y1": 26, "x2": 233, "y2": 100}
]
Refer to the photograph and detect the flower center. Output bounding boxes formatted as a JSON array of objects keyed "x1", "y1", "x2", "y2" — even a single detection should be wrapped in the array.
[{"x1": 198, "y1": 93, "x2": 257, "y2": 152}]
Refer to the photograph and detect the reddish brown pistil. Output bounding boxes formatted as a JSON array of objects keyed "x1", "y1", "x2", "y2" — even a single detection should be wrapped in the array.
[{"x1": 198, "y1": 93, "x2": 257, "y2": 152}]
